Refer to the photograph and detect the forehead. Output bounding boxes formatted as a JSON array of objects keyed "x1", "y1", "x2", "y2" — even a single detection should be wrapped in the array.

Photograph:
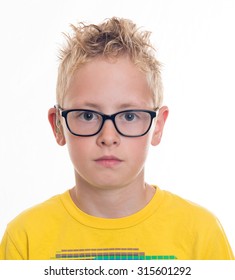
[{"x1": 63, "y1": 56, "x2": 154, "y2": 110}]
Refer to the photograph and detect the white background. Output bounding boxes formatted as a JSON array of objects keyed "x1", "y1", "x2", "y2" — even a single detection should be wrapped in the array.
[{"x1": 0, "y1": 0, "x2": 234, "y2": 253}]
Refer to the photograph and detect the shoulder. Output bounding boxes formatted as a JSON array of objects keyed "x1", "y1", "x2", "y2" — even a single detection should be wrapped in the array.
[
  {"x1": 157, "y1": 187, "x2": 221, "y2": 228},
  {"x1": 157, "y1": 187, "x2": 229, "y2": 242},
  {"x1": 6, "y1": 191, "x2": 69, "y2": 232},
  {"x1": 1, "y1": 191, "x2": 70, "y2": 260},
  {"x1": 155, "y1": 187, "x2": 234, "y2": 259}
]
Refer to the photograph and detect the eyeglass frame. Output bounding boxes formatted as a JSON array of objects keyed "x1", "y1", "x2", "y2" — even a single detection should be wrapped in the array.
[{"x1": 55, "y1": 105, "x2": 159, "y2": 137}]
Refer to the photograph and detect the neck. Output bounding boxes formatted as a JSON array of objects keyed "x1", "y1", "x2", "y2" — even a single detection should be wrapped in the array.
[{"x1": 70, "y1": 173, "x2": 155, "y2": 218}]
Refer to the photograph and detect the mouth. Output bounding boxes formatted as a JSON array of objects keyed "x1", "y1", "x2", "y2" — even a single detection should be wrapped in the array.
[{"x1": 94, "y1": 156, "x2": 123, "y2": 168}]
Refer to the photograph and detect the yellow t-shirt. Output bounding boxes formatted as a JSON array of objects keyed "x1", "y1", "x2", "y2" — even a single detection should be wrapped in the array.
[{"x1": 0, "y1": 187, "x2": 234, "y2": 260}]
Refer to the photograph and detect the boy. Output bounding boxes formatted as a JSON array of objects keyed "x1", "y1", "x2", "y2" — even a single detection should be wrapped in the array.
[{"x1": 0, "y1": 17, "x2": 234, "y2": 260}]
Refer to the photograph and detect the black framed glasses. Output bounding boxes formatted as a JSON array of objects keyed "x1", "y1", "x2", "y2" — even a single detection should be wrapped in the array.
[{"x1": 55, "y1": 105, "x2": 158, "y2": 137}]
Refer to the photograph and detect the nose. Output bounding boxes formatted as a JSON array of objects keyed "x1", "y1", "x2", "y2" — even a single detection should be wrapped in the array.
[{"x1": 96, "y1": 119, "x2": 120, "y2": 147}]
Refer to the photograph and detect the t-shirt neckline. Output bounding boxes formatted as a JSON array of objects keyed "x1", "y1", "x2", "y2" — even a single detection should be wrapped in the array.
[{"x1": 60, "y1": 185, "x2": 164, "y2": 229}]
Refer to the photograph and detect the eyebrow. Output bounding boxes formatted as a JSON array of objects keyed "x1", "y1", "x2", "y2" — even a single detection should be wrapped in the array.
[
  {"x1": 117, "y1": 103, "x2": 148, "y2": 110},
  {"x1": 79, "y1": 102, "x2": 101, "y2": 110},
  {"x1": 74, "y1": 102, "x2": 150, "y2": 110}
]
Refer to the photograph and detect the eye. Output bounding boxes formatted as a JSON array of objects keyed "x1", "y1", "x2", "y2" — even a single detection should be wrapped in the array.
[
  {"x1": 72, "y1": 111, "x2": 99, "y2": 122},
  {"x1": 123, "y1": 112, "x2": 137, "y2": 121},
  {"x1": 82, "y1": 111, "x2": 95, "y2": 121}
]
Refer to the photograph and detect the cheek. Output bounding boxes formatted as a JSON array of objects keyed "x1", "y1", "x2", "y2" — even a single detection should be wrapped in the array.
[
  {"x1": 125, "y1": 137, "x2": 151, "y2": 164},
  {"x1": 65, "y1": 134, "x2": 88, "y2": 167}
]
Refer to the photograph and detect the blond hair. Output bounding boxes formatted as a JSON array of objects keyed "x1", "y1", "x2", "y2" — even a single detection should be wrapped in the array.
[{"x1": 56, "y1": 17, "x2": 163, "y2": 107}]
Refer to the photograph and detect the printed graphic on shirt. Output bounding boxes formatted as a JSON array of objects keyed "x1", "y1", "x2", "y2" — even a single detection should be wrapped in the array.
[{"x1": 52, "y1": 248, "x2": 177, "y2": 260}]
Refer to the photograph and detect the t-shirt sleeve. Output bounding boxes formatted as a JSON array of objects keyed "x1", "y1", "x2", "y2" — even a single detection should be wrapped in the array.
[
  {"x1": 193, "y1": 214, "x2": 234, "y2": 260},
  {"x1": 0, "y1": 230, "x2": 25, "y2": 260},
  {"x1": 207, "y1": 219, "x2": 234, "y2": 259}
]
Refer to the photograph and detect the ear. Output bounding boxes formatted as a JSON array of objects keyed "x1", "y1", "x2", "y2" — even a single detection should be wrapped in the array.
[
  {"x1": 48, "y1": 107, "x2": 66, "y2": 146},
  {"x1": 151, "y1": 106, "x2": 169, "y2": 146}
]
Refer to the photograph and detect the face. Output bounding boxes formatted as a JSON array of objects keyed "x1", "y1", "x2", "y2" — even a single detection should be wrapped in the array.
[{"x1": 49, "y1": 56, "x2": 168, "y2": 190}]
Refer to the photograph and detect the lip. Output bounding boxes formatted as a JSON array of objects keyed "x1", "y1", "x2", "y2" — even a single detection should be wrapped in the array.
[{"x1": 94, "y1": 155, "x2": 123, "y2": 167}]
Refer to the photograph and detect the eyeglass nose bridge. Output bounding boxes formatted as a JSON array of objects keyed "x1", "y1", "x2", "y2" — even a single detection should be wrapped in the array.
[{"x1": 98, "y1": 113, "x2": 120, "y2": 134}]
